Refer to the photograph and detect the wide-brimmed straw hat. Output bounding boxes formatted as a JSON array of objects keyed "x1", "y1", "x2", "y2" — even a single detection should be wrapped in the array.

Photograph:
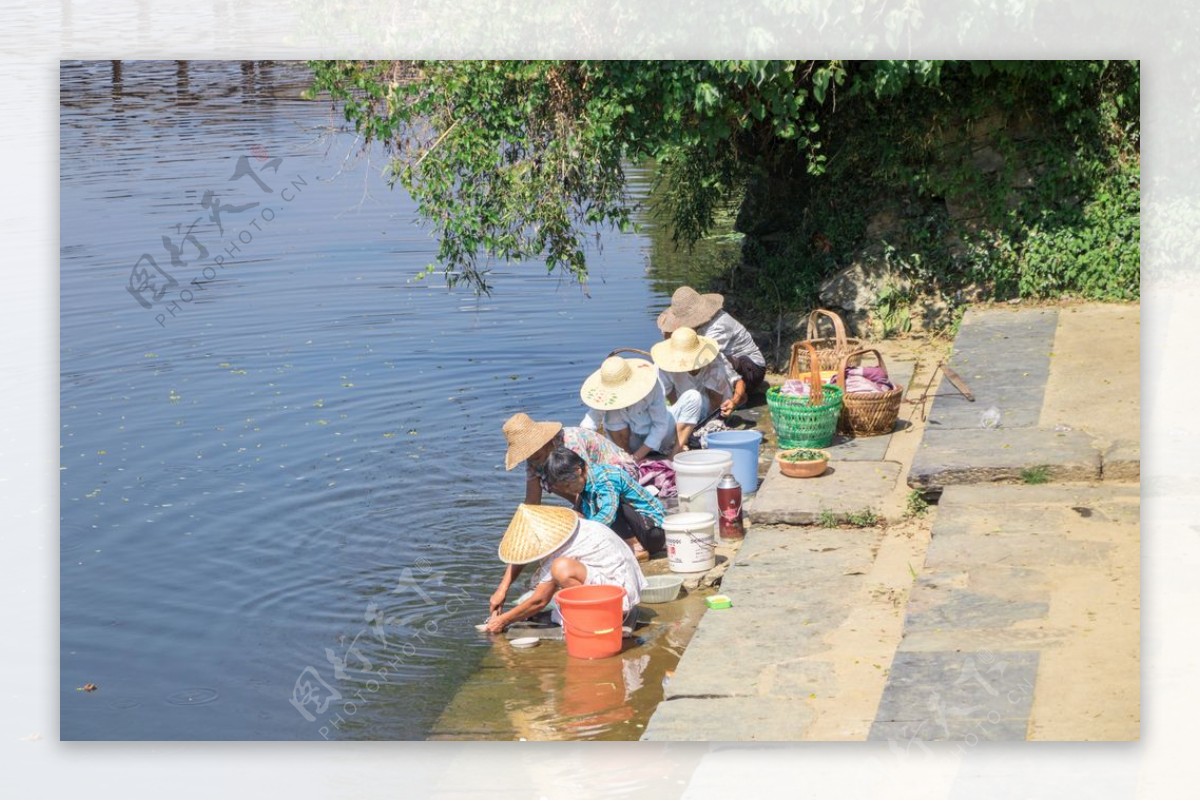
[
  {"x1": 502, "y1": 413, "x2": 562, "y2": 471},
  {"x1": 656, "y1": 286, "x2": 724, "y2": 332},
  {"x1": 579, "y1": 356, "x2": 659, "y2": 411},
  {"x1": 497, "y1": 504, "x2": 580, "y2": 564},
  {"x1": 651, "y1": 326, "x2": 720, "y2": 373}
]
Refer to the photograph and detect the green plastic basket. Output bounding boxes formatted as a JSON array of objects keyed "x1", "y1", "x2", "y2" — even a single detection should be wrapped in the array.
[{"x1": 766, "y1": 384, "x2": 844, "y2": 449}]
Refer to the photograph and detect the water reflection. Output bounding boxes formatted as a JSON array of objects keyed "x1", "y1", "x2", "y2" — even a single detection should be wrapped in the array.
[{"x1": 428, "y1": 586, "x2": 707, "y2": 741}]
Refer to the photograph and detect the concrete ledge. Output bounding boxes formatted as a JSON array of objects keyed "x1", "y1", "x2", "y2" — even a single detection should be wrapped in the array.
[
  {"x1": 748, "y1": 460, "x2": 903, "y2": 524},
  {"x1": 908, "y1": 427, "x2": 1100, "y2": 491}
]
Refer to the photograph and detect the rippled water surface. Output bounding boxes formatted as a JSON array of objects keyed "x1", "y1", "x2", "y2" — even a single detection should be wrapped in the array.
[{"x1": 60, "y1": 61, "x2": 698, "y2": 740}]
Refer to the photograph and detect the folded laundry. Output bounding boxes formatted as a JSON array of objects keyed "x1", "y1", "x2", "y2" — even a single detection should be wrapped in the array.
[{"x1": 845, "y1": 366, "x2": 894, "y2": 393}]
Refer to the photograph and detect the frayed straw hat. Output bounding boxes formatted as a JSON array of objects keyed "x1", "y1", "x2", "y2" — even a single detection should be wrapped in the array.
[
  {"x1": 502, "y1": 413, "x2": 562, "y2": 471},
  {"x1": 497, "y1": 504, "x2": 580, "y2": 564},
  {"x1": 580, "y1": 356, "x2": 659, "y2": 411},
  {"x1": 656, "y1": 286, "x2": 724, "y2": 332},
  {"x1": 651, "y1": 326, "x2": 720, "y2": 373}
]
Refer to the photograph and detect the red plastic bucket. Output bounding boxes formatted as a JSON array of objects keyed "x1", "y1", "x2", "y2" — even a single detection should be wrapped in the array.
[{"x1": 556, "y1": 584, "x2": 625, "y2": 660}]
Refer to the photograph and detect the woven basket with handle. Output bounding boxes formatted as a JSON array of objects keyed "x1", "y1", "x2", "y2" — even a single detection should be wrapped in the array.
[
  {"x1": 837, "y1": 348, "x2": 904, "y2": 437},
  {"x1": 787, "y1": 309, "x2": 863, "y2": 378},
  {"x1": 767, "y1": 342, "x2": 843, "y2": 449}
]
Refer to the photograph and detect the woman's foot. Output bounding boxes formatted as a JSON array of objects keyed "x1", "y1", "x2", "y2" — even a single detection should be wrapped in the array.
[{"x1": 625, "y1": 538, "x2": 650, "y2": 562}]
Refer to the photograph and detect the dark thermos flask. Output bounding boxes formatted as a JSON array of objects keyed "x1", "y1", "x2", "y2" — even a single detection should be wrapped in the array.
[{"x1": 716, "y1": 473, "x2": 745, "y2": 540}]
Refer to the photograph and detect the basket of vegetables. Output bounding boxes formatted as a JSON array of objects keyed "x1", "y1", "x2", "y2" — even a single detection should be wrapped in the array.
[{"x1": 775, "y1": 448, "x2": 830, "y2": 478}]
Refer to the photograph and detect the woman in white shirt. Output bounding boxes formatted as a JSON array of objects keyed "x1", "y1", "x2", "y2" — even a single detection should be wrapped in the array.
[
  {"x1": 651, "y1": 327, "x2": 745, "y2": 451},
  {"x1": 486, "y1": 504, "x2": 646, "y2": 633},
  {"x1": 578, "y1": 355, "x2": 675, "y2": 460}
]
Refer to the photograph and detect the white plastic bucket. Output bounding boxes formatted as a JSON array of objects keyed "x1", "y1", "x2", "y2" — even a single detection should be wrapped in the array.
[
  {"x1": 672, "y1": 449, "x2": 733, "y2": 517},
  {"x1": 663, "y1": 512, "x2": 717, "y2": 573}
]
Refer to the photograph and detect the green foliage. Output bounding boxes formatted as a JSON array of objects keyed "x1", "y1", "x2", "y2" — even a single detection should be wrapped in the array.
[
  {"x1": 307, "y1": 59, "x2": 1139, "y2": 303},
  {"x1": 873, "y1": 267, "x2": 915, "y2": 338},
  {"x1": 846, "y1": 508, "x2": 879, "y2": 527},
  {"x1": 968, "y1": 161, "x2": 1140, "y2": 300},
  {"x1": 1020, "y1": 465, "x2": 1051, "y2": 485},
  {"x1": 745, "y1": 59, "x2": 1139, "y2": 311},
  {"x1": 778, "y1": 448, "x2": 828, "y2": 462},
  {"x1": 905, "y1": 490, "x2": 930, "y2": 518},
  {"x1": 817, "y1": 509, "x2": 839, "y2": 528},
  {"x1": 738, "y1": 236, "x2": 827, "y2": 328}
]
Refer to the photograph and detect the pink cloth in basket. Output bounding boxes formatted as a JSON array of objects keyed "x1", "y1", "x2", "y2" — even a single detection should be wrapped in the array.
[{"x1": 845, "y1": 366, "x2": 894, "y2": 393}]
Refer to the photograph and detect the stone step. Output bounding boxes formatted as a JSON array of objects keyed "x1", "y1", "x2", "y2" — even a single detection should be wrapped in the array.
[
  {"x1": 867, "y1": 483, "x2": 1139, "y2": 741},
  {"x1": 748, "y1": 459, "x2": 902, "y2": 525},
  {"x1": 908, "y1": 427, "x2": 1101, "y2": 491}
]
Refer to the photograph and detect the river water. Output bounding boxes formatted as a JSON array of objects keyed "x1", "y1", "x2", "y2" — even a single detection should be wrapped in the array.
[{"x1": 60, "y1": 60, "x2": 731, "y2": 740}]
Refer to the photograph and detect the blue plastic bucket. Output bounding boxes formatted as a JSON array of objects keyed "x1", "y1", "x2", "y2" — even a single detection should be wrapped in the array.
[{"x1": 704, "y1": 430, "x2": 763, "y2": 493}]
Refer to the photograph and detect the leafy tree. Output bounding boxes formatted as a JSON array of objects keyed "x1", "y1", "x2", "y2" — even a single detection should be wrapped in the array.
[
  {"x1": 308, "y1": 60, "x2": 1139, "y2": 305},
  {"x1": 307, "y1": 60, "x2": 847, "y2": 292}
]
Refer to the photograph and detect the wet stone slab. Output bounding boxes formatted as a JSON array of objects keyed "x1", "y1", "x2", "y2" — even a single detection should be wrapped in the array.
[{"x1": 868, "y1": 650, "x2": 1039, "y2": 742}]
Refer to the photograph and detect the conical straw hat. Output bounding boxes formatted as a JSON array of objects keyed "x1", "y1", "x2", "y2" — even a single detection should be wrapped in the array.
[
  {"x1": 497, "y1": 504, "x2": 580, "y2": 564},
  {"x1": 579, "y1": 356, "x2": 659, "y2": 411},
  {"x1": 650, "y1": 326, "x2": 720, "y2": 373},
  {"x1": 502, "y1": 413, "x2": 563, "y2": 471},
  {"x1": 656, "y1": 286, "x2": 724, "y2": 332}
]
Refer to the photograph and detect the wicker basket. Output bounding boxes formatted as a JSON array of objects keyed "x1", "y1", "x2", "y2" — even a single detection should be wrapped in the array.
[
  {"x1": 767, "y1": 342, "x2": 844, "y2": 449},
  {"x1": 837, "y1": 348, "x2": 904, "y2": 437},
  {"x1": 788, "y1": 309, "x2": 863, "y2": 378}
]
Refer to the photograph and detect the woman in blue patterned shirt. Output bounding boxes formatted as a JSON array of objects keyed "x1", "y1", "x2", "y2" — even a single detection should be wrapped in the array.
[{"x1": 544, "y1": 447, "x2": 666, "y2": 562}]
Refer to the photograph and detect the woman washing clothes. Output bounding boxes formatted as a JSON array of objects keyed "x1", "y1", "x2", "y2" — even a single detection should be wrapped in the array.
[
  {"x1": 486, "y1": 504, "x2": 646, "y2": 633},
  {"x1": 544, "y1": 446, "x2": 666, "y2": 561},
  {"x1": 501, "y1": 412, "x2": 638, "y2": 505},
  {"x1": 651, "y1": 326, "x2": 745, "y2": 452},
  {"x1": 657, "y1": 285, "x2": 767, "y2": 394},
  {"x1": 578, "y1": 354, "x2": 675, "y2": 461}
]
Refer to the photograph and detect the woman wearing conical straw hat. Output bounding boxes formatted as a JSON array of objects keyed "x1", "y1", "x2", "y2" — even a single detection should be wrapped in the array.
[
  {"x1": 651, "y1": 326, "x2": 746, "y2": 453},
  {"x1": 501, "y1": 412, "x2": 638, "y2": 505},
  {"x1": 485, "y1": 504, "x2": 647, "y2": 634},
  {"x1": 578, "y1": 355, "x2": 675, "y2": 461},
  {"x1": 657, "y1": 286, "x2": 767, "y2": 393}
]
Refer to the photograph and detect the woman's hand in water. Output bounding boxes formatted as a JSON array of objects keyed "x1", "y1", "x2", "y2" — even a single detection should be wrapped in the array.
[{"x1": 489, "y1": 588, "x2": 507, "y2": 617}]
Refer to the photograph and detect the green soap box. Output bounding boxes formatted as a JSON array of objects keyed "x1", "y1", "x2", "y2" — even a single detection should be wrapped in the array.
[{"x1": 705, "y1": 594, "x2": 732, "y2": 610}]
